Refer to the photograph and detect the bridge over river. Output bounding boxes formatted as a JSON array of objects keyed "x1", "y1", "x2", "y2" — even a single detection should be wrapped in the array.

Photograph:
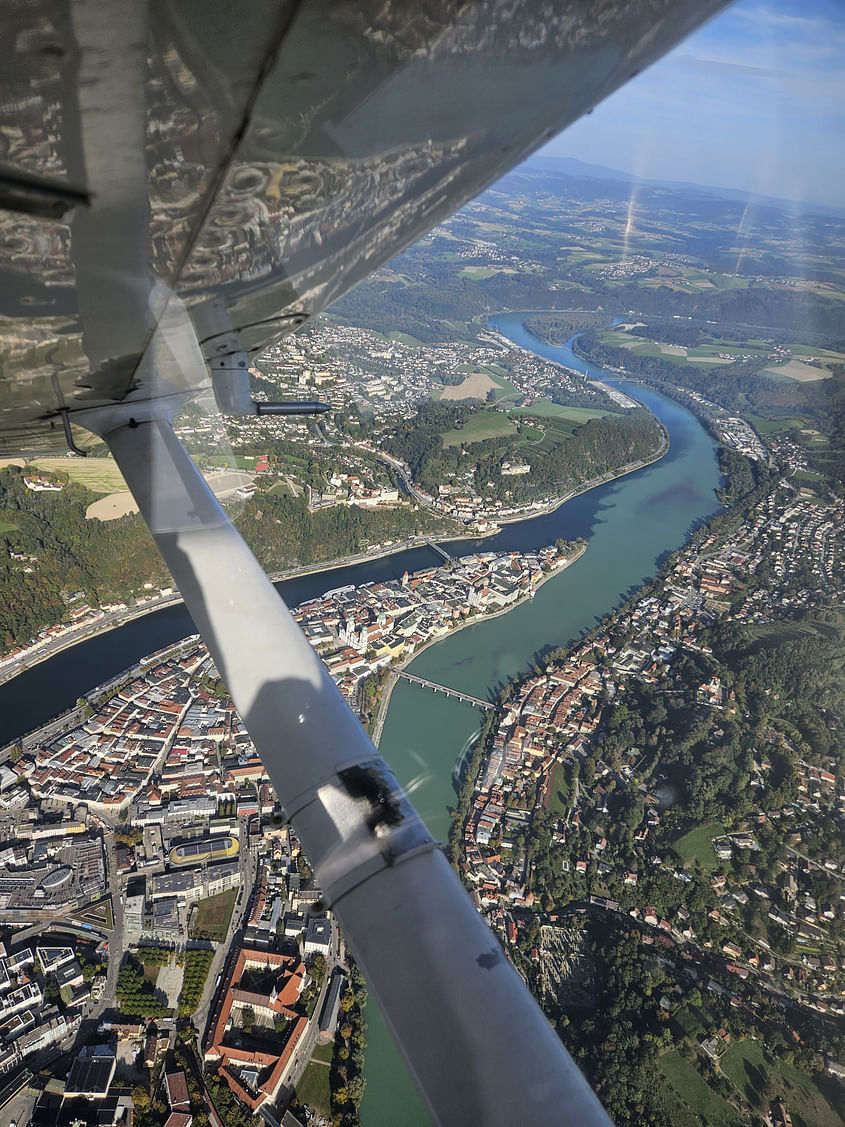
[{"x1": 390, "y1": 667, "x2": 495, "y2": 710}]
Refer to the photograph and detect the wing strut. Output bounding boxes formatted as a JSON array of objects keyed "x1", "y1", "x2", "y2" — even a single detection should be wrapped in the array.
[{"x1": 82, "y1": 399, "x2": 612, "y2": 1127}]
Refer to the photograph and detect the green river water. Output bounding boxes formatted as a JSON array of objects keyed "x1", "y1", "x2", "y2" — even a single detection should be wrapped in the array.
[{"x1": 359, "y1": 317, "x2": 723, "y2": 1125}]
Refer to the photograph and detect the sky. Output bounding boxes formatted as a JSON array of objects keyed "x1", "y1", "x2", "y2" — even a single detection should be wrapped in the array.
[{"x1": 540, "y1": 0, "x2": 845, "y2": 209}]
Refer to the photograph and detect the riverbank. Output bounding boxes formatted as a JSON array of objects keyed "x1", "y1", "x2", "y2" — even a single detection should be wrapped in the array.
[
  {"x1": 0, "y1": 530, "x2": 461, "y2": 688},
  {"x1": 360, "y1": 353, "x2": 723, "y2": 1125},
  {"x1": 0, "y1": 417, "x2": 665, "y2": 690},
  {"x1": 369, "y1": 541, "x2": 587, "y2": 749}
]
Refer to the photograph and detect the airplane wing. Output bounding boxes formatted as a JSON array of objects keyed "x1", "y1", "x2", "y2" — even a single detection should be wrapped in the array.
[{"x1": 0, "y1": 1, "x2": 732, "y2": 1123}]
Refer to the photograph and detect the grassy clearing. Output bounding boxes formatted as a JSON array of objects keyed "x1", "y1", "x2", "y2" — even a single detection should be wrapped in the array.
[
  {"x1": 458, "y1": 266, "x2": 502, "y2": 279},
  {"x1": 793, "y1": 469, "x2": 827, "y2": 484},
  {"x1": 512, "y1": 402, "x2": 607, "y2": 423},
  {"x1": 189, "y1": 888, "x2": 237, "y2": 942},
  {"x1": 442, "y1": 410, "x2": 516, "y2": 447},
  {"x1": 0, "y1": 515, "x2": 18, "y2": 533},
  {"x1": 720, "y1": 1040, "x2": 769, "y2": 1106},
  {"x1": 744, "y1": 619, "x2": 838, "y2": 652},
  {"x1": 672, "y1": 821, "x2": 725, "y2": 869},
  {"x1": 659, "y1": 1052, "x2": 743, "y2": 1127},
  {"x1": 545, "y1": 762, "x2": 570, "y2": 819},
  {"x1": 387, "y1": 331, "x2": 424, "y2": 347},
  {"x1": 311, "y1": 1041, "x2": 335, "y2": 1064},
  {"x1": 718, "y1": 1041, "x2": 839, "y2": 1126},
  {"x1": 745, "y1": 414, "x2": 810, "y2": 435},
  {"x1": 485, "y1": 370, "x2": 521, "y2": 404},
  {"x1": 32, "y1": 457, "x2": 127, "y2": 493},
  {"x1": 268, "y1": 481, "x2": 295, "y2": 497},
  {"x1": 295, "y1": 1060, "x2": 331, "y2": 1115}
]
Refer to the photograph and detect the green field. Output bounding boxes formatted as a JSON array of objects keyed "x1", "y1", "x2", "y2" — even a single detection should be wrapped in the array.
[
  {"x1": 719, "y1": 1041, "x2": 839, "y2": 1127},
  {"x1": 311, "y1": 1042, "x2": 335, "y2": 1064},
  {"x1": 458, "y1": 265, "x2": 502, "y2": 279},
  {"x1": 671, "y1": 1002, "x2": 715, "y2": 1039},
  {"x1": 0, "y1": 516, "x2": 17, "y2": 533},
  {"x1": 512, "y1": 402, "x2": 608, "y2": 423},
  {"x1": 189, "y1": 888, "x2": 237, "y2": 942},
  {"x1": 792, "y1": 469, "x2": 827, "y2": 484},
  {"x1": 659, "y1": 1052, "x2": 743, "y2": 1127},
  {"x1": 486, "y1": 370, "x2": 521, "y2": 403},
  {"x1": 745, "y1": 414, "x2": 811, "y2": 435},
  {"x1": 442, "y1": 410, "x2": 517, "y2": 447},
  {"x1": 32, "y1": 456, "x2": 128, "y2": 493},
  {"x1": 268, "y1": 480, "x2": 295, "y2": 497},
  {"x1": 387, "y1": 331, "x2": 425, "y2": 347},
  {"x1": 296, "y1": 1059, "x2": 332, "y2": 1115},
  {"x1": 545, "y1": 761, "x2": 571, "y2": 819},
  {"x1": 672, "y1": 821, "x2": 725, "y2": 869}
]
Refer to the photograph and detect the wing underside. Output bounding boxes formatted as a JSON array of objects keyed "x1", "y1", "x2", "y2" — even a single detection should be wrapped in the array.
[
  {"x1": 0, "y1": 0, "x2": 731, "y2": 454},
  {"x1": 0, "y1": 2, "x2": 733, "y2": 1123}
]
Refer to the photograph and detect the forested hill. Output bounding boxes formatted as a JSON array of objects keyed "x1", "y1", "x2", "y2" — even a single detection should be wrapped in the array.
[
  {"x1": 380, "y1": 401, "x2": 664, "y2": 506},
  {"x1": 0, "y1": 465, "x2": 450, "y2": 655},
  {"x1": 0, "y1": 467, "x2": 169, "y2": 651}
]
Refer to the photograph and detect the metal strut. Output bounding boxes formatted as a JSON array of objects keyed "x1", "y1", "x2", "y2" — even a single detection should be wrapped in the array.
[{"x1": 74, "y1": 395, "x2": 613, "y2": 1127}]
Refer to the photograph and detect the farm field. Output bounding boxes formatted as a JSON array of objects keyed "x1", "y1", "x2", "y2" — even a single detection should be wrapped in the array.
[
  {"x1": 745, "y1": 415, "x2": 811, "y2": 435},
  {"x1": 672, "y1": 821, "x2": 725, "y2": 869},
  {"x1": 438, "y1": 370, "x2": 500, "y2": 402},
  {"x1": 441, "y1": 409, "x2": 516, "y2": 446},
  {"x1": 32, "y1": 456, "x2": 128, "y2": 493},
  {"x1": 762, "y1": 359, "x2": 830, "y2": 382}
]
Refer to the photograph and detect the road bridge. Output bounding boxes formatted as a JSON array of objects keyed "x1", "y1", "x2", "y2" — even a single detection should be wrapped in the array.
[
  {"x1": 424, "y1": 539, "x2": 456, "y2": 565},
  {"x1": 391, "y1": 668, "x2": 495, "y2": 710}
]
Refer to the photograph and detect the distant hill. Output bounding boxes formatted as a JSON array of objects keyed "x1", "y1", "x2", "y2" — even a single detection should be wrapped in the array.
[{"x1": 521, "y1": 155, "x2": 845, "y2": 220}]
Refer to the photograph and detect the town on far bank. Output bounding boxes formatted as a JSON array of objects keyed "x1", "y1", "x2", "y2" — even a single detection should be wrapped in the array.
[{"x1": 456, "y1": 471, "x2": 845, "y2": 1126}]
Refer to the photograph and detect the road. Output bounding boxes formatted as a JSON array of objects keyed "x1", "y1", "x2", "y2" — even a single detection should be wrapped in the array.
[
  {"x1": 787, "y1": 845, "x2": 844, "y2": 882},
  {"x1": 193, "y1": 846, "x2": 258, "y2": 1043}
]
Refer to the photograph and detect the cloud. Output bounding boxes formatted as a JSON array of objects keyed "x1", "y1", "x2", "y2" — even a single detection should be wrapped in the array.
[{"x1": 671, "y1": 53, "x2": 780, "y2": 79}]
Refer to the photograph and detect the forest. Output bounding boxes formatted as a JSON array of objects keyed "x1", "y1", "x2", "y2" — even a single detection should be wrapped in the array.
[
  {"x1": 380, "y1": 400, "x2": 664, "y2": 505},
  {"x1": 0, "y1": 462, "x2": 450, "y2": 654},
  {"x1": 0, "y1": 466, "x2": 169, "y2": 651}
]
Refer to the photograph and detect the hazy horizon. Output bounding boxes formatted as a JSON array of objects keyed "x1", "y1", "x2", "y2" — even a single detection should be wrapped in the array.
[{"x1": 540, "y1": 0, "x2": 845, "y2": 212}]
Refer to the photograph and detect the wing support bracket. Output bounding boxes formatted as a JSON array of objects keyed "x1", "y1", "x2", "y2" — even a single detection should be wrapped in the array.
[
  {"x1": 59, "y1": 408, "x2": 88, "y2": 457},
  {"x1": 192, "y1": 297, "x2": 329, "y2": 416}
]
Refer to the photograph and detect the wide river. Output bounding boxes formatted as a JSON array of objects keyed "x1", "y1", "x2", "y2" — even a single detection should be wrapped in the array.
[
  {"x1": 0, "y1": 316, "x2": 722, "y2": 1124},
  {"x1": 358, "y1": 315, "x2": 723, "y2": 1125}
]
